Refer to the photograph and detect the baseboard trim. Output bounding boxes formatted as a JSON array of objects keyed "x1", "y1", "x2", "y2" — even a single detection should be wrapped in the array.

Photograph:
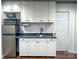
[
  {"x1": 56, "y1": 51, "x2": 77, "y2": 57},
  {"x1": 74, "y1": 54, "x2": 77, "y2": 57},
  {"x1": 1, "y1": 55, "x2": 3, "y2": 59},
  {"x1": 68, "y1": 50, "x2": 77, "y2": 54},
  {"x1": 56, "y1": 51, "x2": 77, "y2": 54},
  {"x1": 20, "y1": 56, "x2": 56, "y2": 58},
  {"x1": 3, "y1": 56, "x2": 16, "y2": 58},
  {"x1": 56, "y1": 51, "x2": 67, "y2": 54}
]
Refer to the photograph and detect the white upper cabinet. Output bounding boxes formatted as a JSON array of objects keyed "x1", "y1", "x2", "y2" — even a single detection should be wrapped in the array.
[
  {"x1": 12, "y1": 2, "x2": 20, "y2": 12},
  {"x1": 21, "y1": 2, "x2": 34, "y2": 22},
  {"x1": 26, "y1": 2, "x2": 34, "y2": 22},
  {"x1": 2, "y1": 1, "x2": 56, "y2": 22},
  {"x1": 20, "y1": 2, "x2": 56, "y2": 22},
  {"x1": 3, "y1": 2, "x2": 20, "y2": 12},
  {"x1": 34, "y1": 2, "x2": 49, "y2": 22},
  {"x1": 49, "y1": 2, "x2": 56, "y2": 22},
  {"x1": 3, "y1": 2, "x2": 12, "y2": 11},
  {"x1": 20, "y1": 3, "x2": 26, "y2": 22},
  {"x1": 21, "y1": 2, "x2": 56, "y2": 22}
]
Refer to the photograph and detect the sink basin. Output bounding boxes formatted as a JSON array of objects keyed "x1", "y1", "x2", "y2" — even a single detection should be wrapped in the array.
[{"x1": 39, "y1": 35, "x2": 43, "y2": 37}]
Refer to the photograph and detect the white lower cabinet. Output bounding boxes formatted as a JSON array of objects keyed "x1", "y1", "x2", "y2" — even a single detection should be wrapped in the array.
[
  {"x1": 46, "y1": 41, "x2": 56, "y2": 56},
  {"x1": 19, "y1": 38, "x2": 56, "y2": 56},
  {"x1": 28, "y1": 42, "x2": 38, "y2": 56}
]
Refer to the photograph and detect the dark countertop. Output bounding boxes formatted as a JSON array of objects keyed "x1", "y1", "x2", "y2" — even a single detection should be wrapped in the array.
[
  {"x1": 16, "y1": 33, "x2": 53, "y2": 35},
  {"x1": 16, "y1": 36, "x2": 57, "y2": 38},
  {"x1": 16, "y1": 33, "x2": 57, "y2": 39}
]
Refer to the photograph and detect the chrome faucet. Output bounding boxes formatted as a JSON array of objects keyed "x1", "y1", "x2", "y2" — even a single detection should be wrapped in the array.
[{"x1": 40, "y1": 27, "x2": 43, "y2": 34}]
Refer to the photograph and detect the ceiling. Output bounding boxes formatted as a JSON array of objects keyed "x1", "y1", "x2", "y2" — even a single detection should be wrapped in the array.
[
  {"x1": 56, "y1": 0, "x2": 76, "y2": 1},
  {"x1": 2, "y1": 0, "x2": 77, "y2": 2}
]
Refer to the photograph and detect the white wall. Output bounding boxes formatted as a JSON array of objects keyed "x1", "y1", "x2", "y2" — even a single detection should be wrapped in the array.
[
  {"x1": 56, "y1": 3, "x2": 77, "y2": 53},
  {"x1": 20, "y1": 23, "x2": 53, "y2": 33},
  {"x1": 74, "y1": 4, "x2": 77, "y2": 53}
]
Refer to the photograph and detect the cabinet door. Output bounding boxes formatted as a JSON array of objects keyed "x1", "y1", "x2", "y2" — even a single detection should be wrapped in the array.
[
  {"x1": 28, "y1": 41, "x2": 38, "y2": 56},
  {"x1": 49, "y1": 2, "x2": 56, "y2": 22},
  {"x1": 24, "y1": 41, "x2": 29, "y2": 56},
  {"x1": 3, "y1": 2, "x2": 19, "y2": 12},
  {"x1": 37, "y1": 41, "x2": 47, "y2": 56},
  {"x1": 19, "y1": 39, "x2": 29, "y2": 56},
  {"x1": 40, "y1": 2, "x2": 49, "y2": 22},
  {"x1": 20, "y1": 3, "x2": 26, "y2": 22},
  {"x1": 3, "y1": 2, "x2": 12, "y2": 11},
  {"x1": 46, "y1": 40, "x2": 56, "y2": 56},
  {"x1": 2, "y1": 25, "x2": 15, "y2": 34},
  {"x1": 34, "y1": 2, "x2": 49, "y2": 22},
  {"x1": 19, "y1": 39, "x2": 25, "y2": 56},
  {"x1": 21, "y1": 2, "x2": 34, "y2": 22},
  {"x1": 2, "y1": 35, "x2": 16, "y2": 57},
  {"x1": 11, "y1": 2, "x2": 20, "y2": 12},
  {"x1": 26, "y1": 2, "x2": 34, "y2": 22}
]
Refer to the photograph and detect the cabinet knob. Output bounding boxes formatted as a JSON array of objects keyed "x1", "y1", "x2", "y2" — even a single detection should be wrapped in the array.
[
  {"x1": 26, "y1": 41, "x2": 28, "y2": 43},
  {"x1": 36, "y1": 41, "x2": 39, "y2": 43},
  {"x1": 26, "y1": 20, "x2": 29, "y2": 22},
  {"x1": 48, "y1": 20, "x2": 50, "y2": 22},
  {"x1": 40, "y1": 20, "x2": 43, "y2": 22},
  {"x1": 47, "y1": 41, "x2": 49, "y2": 43},
  {"x1": 51, "y1": 39, "x2": 52, "y2": 41}
]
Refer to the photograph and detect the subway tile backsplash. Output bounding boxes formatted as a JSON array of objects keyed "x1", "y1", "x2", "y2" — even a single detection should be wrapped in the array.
[{"x1": 20, "y1": 23, "x2": 53, "y2": 33}]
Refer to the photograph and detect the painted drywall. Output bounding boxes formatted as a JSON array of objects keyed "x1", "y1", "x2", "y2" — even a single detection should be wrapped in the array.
[
  {"x1": 20, "y1": 23, "x2": 53, "y2": 33},
  {"x1": 56, "y1": 3, "x2": 77, "y2": 53},
  {"x1": 74, "y1": 4, "x2": 77, "y2": 53}
]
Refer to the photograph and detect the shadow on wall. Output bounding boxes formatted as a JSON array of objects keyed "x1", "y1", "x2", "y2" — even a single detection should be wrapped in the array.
[{"x1": 20, "y1": 23, "x2": 53, "y2": 33}]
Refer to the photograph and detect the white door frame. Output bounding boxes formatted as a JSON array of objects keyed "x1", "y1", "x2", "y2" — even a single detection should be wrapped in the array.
[{"x1": 56, "y1": 11, "x2": 70, "y2": 52}]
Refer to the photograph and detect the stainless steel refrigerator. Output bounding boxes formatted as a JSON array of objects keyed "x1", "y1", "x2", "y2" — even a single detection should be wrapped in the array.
[
  {"x1": 2, "y1": 12, "x2": 20, "y2": 57},
  {"x1": 2, "y1": 25, "x2": 16, "y2": 57},
  {"x1": 2, "y1": 17, "x2": 20, "y2": 57}
]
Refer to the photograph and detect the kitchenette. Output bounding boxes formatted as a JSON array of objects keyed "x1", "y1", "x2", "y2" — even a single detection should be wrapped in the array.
[
  {"x1": 2, "y1": 1, "x2": 57, "y2": 57},
  {"x1": 1, "y1": 0, "x2": 77, "y2": 59}
]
